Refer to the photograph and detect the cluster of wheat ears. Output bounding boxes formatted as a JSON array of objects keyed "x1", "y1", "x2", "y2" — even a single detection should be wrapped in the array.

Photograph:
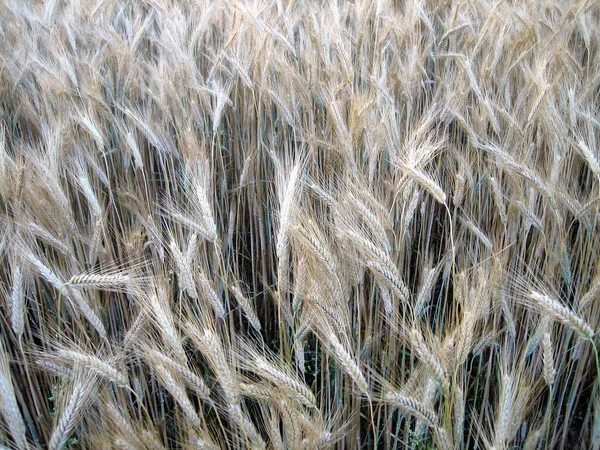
[{"x1": 0, "y1": 0, "x2": 599, "y2": 449}]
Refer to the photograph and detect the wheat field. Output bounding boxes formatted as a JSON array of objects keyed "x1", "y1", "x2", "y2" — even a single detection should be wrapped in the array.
[{"x1": 1, "y1": 0, "x2": 599, "y2": 449}]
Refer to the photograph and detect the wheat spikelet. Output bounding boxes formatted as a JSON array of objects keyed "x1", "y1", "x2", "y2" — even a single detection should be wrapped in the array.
[
  {"x1": 113, "y1": 437, "x2": 138, "y2": 450},
  {"x1": 499, "y1": 291, "x2": 517, "y2": 339},
  {"x1": 325, "y1": 95, "x2": 354, "y2": 166},
  {"x1": 192, "y1": 161, "x2": 218, "y2": 240},
  {"x1": 523, "y1": 425, "x2": 546, "y2": 450},
  {"x1": 305, "y1": 291, "x2": 350, "y2": 338},
  {"x1": 75, "y1": 112, "x2": 105, "y2": 150},
  {"x1": 560, "y1": 245, "x2": 573, "y2": 287},
  {"x1": 267, "y1": 88, "x2": 294, "y2": 126},
  {"x1": 210, "y1": 80, "x2": 233, "y2": 132},
  {"x1": 254, "y1": 355, "x2": 316, "y2": 408},
  {"x1": 117, "y1": 105, "x2": 167, "y2": 155},
  {"x1": 515, "y1": 199, "x2": 543, "y2": 232},
  {"x1": 263, "y1": 406, "x2": 286, "y2": 450}
]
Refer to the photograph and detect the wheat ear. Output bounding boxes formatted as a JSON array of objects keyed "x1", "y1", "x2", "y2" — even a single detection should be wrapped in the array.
[
  {"x1": 153, "y1": 363, "x2": 203, "y2": 429},
  {"x1": 528, "y1": 291, "x2": 594, "y2": 340},
  {"x1": 230, "y1": 284, "x2": 261, "y2": 331},
  {"x1": 326, "y1": 332, "x2": 369, "y2": 395},
  {"x1": 0, "y1": 343, "x2": 26, "y2": 449},
  {"x1": 10, "y1": 265, "x2": 25, "y2": 341},
  {"x1": 54, "y1": 350, "x2": 128, "y2": 386},
  {"x1": 49, "y1": 373, "x2": 95, "y2": 450}
]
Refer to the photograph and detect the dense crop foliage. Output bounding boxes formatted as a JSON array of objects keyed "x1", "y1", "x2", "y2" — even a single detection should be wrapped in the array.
[{"x1": 1, "y1": 1, "x2": 600, "y2": 449}]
